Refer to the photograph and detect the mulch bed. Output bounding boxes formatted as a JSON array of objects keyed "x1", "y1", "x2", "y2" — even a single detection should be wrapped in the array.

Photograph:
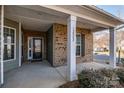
[
  {"x1": 59, "y1": 80, "x2": 80, "y2": 88},
  {"x1": 59, "y1": 80, "x2": 124, "y2": 88}
]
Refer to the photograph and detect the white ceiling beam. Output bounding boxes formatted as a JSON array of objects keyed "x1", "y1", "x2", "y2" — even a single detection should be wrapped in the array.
[{"x1": 91, "y1": 27, "x2": 107, "y2": 32}]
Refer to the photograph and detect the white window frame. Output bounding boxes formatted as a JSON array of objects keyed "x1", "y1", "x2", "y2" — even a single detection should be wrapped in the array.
[
  {"x1": 76, "y1": 33, "x2": 81, "y2": 57},
  {"x1": 2, "y1": 26, "x2": 16, "y2": 62},
  {"x1": 28, "y1": 37, "x2": 33, "y2": 60}
]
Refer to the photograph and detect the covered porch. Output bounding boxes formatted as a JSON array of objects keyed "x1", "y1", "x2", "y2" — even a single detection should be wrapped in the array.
[
  {"x1": 0, "y1": 5, "x2": 124, "y2": 86},
  {"x1": 2, "y1": 61, "x2": 113, "y2": 88}
]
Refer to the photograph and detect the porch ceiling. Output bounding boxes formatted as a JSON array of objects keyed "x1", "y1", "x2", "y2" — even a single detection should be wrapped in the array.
[{"x1": 4, "y1": 5, "x2": 119, "y2": 32}]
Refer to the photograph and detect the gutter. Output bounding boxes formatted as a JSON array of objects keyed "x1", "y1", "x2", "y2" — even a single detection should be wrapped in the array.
[
  {"x1": 83, "y1": 5, "x2": 124, "y2": 24},
  {"x1": 115, "y1": 24, "x2": 124, "y2": 30}
]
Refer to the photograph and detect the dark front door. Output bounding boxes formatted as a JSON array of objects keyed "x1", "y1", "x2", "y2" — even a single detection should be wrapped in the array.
[{"x1": 33, "y1": 38, "x2": 42, "y2": 60}]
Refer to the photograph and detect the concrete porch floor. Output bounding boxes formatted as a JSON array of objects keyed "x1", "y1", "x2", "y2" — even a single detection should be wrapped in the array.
[
  {"x1": 2, "y1": 61, "x2": 66, "y2": 88},
  {"x1": 2, "y1": 61, "x2": 113, "y2": 88}
]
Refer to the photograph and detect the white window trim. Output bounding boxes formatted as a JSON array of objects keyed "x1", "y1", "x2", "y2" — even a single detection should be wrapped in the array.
[
  {"x1": 76, "y1": 33, "x2": 81, "y2": 57},
  {"x1": 28, "y1": 37, "x2": 33, "y2": 60},
  {"x1": 21, "y1": 31, "x2": 24, "y2": 57},
  {"x1": 2, "y1": 25, "x2": 16, "y2": 62}
]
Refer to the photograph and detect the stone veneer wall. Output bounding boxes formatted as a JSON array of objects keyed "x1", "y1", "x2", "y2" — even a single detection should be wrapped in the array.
[{"x1": 52, "y1": 23, "x2": 93, "y2": 66}]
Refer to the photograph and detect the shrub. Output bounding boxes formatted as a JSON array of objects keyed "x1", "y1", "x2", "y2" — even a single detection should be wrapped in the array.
[
  {"x1": 100, "y1": 69, "x2": 115, "y2": 79},
  {"x1": 78, "y1": 69, "x2": 105, "y2": 88},
  {"x1": 59, "y1": 68, "x2": 124, "y2": 88},
  {"x1": 121, "y1": 58, "x2": 124, "y2": 66},
  {"x1": 116, "y1": 68, "x2": 124, "y2": 85},
  {"x1": 78, "y1": 69, "x2": 116, "y2": 88}
]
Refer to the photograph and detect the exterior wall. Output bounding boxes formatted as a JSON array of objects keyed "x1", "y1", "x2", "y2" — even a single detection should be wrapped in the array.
[
  {"x1": 46, "y1": 26, "x2": 53, "y2": 66},
  {"x1": 4, "y1": 18, "x2": 19, "y2": 72},
  {"x1": 23, "y1": 30, "x2": 46, "y2": 62},
  {"x1": 0, "y1": 6, "x2": 2, "y2": 86},
  {"x1": 53, "y1": 23, "x2": 93, "y2": 66}
]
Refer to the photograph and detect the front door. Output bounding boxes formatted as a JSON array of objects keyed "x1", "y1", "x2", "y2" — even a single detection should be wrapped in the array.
[
  {"x1": 33, "y1": 38, "x2": 42, "y2": 60},
  {"x1": 28, "y1": 37, "x2": 42, "y2": 61}
]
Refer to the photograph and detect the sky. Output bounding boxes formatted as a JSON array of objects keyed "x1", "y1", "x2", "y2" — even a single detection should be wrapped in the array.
[
  {"x1": 97, "y1": 5, "x2": 124, "y2": 19},
  {"x1": 94, "y1": 6, "x2": 124, "y2": 36}
]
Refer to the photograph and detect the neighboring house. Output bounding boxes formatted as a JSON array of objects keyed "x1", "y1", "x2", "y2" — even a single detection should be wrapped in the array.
[
  {"x1": 0, "y1": 5, "x2": 124, "y2": 86},
  {"x1": 94, "y1": 47, "x2": 109, "y2": 52},
  {"x1": 120, "y1": 40, "x2": 124, "y2": 51}
]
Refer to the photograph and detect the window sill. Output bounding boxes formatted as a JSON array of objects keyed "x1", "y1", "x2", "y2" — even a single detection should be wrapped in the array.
[{"x1": 3, "y1": 59, "x2": 16, "y2": 62}]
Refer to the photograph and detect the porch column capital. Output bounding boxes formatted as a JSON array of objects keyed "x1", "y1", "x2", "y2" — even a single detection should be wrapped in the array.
[
  {"x1": 67, "y1": 15, "x2": 77, "y2": 81},
  {"x1": 109, "y1": 27, "x2": 116, "y2": 68},
  {"x1": 68, "y1": 15, "x2": 77, "y2": 21}
]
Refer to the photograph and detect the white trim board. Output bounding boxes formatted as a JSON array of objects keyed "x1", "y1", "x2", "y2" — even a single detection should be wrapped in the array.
[
  {"x1": 19, "y1": 22, "x2": 22, "y2": 67},
  {"x1": 0, "y1": 5, "x2": 4, "y2": 85}
]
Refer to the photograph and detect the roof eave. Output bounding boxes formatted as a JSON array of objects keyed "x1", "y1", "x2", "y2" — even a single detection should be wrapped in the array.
[{"x1": 83, "y1": 5, "x2": 124, "y2": 25}]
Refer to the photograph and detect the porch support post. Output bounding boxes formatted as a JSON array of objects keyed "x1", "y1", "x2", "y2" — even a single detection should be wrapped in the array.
[
  {"x1": 67, "y1": 15, "x2": 77, "y2": 81},
  {"x1": 109, "y1": 27, "x2": 116, "y2": 68},
  {"x1": 0, "y1": 5, "x2": 4, "y2": 85},
  {"x1": 19, "y1": 22, "x2": 22, "y2": 67}
]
